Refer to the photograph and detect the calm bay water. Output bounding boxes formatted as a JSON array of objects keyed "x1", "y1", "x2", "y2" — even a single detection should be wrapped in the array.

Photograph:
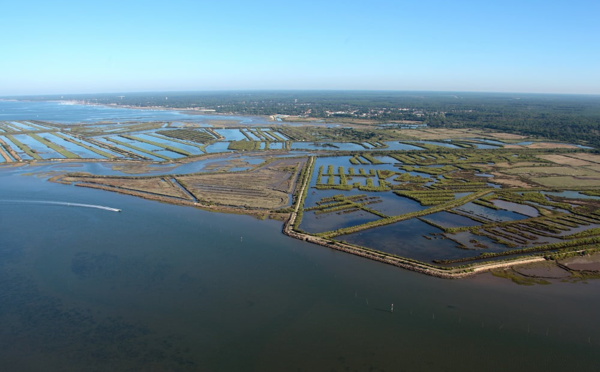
[
  {"x1": 0, "y1": 100, "x2": 271, "y2": 124},
  {"x1": 0, "y1": 101, "x2": 599, "y2": 371},
  {"x1": 1, "y1": 165, "x2": 599, "y2": 371}
]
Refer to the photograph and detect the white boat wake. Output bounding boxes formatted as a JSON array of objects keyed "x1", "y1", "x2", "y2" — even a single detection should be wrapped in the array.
[{"x1": 0, "y1": 200, "x2": 121, "y2": 212}]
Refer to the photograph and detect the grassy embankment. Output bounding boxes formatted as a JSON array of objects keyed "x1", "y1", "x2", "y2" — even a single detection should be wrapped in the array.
[
  {"x1": 155, "y1": 128, "x2": 222, "y2": 154},
  {"x1": 0, "y1": 138, "x2": 20, "y2": 161},
  {"x1": 121, "y1": 135, "x2": 193, "y2": 157},
  {"x1": 148, "y1": 132, "x2": 209, "y2": 153},
  {"x1": 53, "y1": 133, "x2": 116, "y2": 159},
  {"x1": 286, "y1": 147, "x2": 600, "y2": 276},
  {"x1": 314, "y1": 190, "x2": 493, "y2": 239},
  {"x1": 306, "y1": 194, "x2": 388, "y2": 218},
  {"x1": 105, "y1": 137, "x2": 172, "y2": 161},
  {"x1": 5, "y1": 135, "x2": 41, "y2": 160},
  {"x1": 29, "y1": 133, "x2": 79, "y2": 158}
]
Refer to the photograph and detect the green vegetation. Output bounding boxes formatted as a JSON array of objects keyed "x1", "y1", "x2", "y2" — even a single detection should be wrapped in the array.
[
  {"x1": 394, "y1": 173, "x2": 430, "y2": 184},
  {"x1": 265, "y1": 129, "x2": 286, "y2": 141},
  {"x1": 105, "y1": 137, "x2": 172, "y2": 161},
  {"x1": 289, "y1": 145, "x2": 600, "y2": 275},
  {"x1": 5, "y1": 134, "x2": 41, "y2": 159},
  {"x1": 582, "y1": 190, "x2": 600, "y2": 197},
  {"x1": 228, "y1": 140, "x2": 262, "y2": 151},
  {"x1": 148, "y1": 133, "x2": 207, "y2": 152},
  {"x1": 317, "y1": 190, "x2": 492, "y2": 239},
  {"x1": 436, "y1": 237, "x2": 600, "y2": 264},
  {"x1": 361, "y1": 153, "x2": 383, "y2": 164},
  {"x1": 4, "y1": 92, "x2": 600, "y2": 277},
  {"x1": 389, "y1": 148, "x2": 544, "y2": 166},
  {"x1": 0, "y1": 122, "x2": 20, "y2": 132},
  {"x1": 54, "y1": 133, "x2": 116, "y2": 158},
  {"x1": 292, "y1": 157, "x2": 315, "y2": 230},
  {"x1": 17, "y1": 91, "x2": 600, "y2": 148},
  {"x1": 491, "y1": 269, "x2": 551, "y2": 285},
  {"x1": 30, "y1": 133, "x2": 79, "y2": 158},
  {"x1": 70, "y1": 121, "x2": 165, "y2": 137},
  {"x1": 86, "y1": 138, "x2": 146, "y2": 159},
  {"x1": 306, "y1": 194, "x2": 388, "y2": 218},
  {"x1": 395, "y1": 190, "x2": 459, "y2": 206},
  {"x1": 402, "y1": 165, "x2": 457, "y2": 175},
  {"x1": 122, "y1": 135, "x2": 193, "y2": 157},
  {"x1": 156, "y1": 128, "x2": 215, "y2": 144}
]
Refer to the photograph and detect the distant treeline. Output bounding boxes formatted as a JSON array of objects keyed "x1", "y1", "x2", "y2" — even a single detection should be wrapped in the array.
[
  {"x1": 424, "y1": 94, "x2": 600, "y2": 149},
  {"x1": 7, "y1": 90, "x2": 600, "y2": 148}
]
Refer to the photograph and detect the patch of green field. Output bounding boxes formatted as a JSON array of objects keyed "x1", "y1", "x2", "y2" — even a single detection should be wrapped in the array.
[
  {"x1": 228, "y1": 140, "x2": 262, "y2": 151},
  {"x1": 156, "y1": 128, "x2": 216, "y2": 144}
]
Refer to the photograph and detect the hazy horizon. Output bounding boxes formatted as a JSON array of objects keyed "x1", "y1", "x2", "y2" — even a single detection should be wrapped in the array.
[
  {"x1": 2, "y1": 0, "x2": 599, "y2": 96},
  {"x1": 3, "y1": 89, "x2": 600, "y2": 100}
]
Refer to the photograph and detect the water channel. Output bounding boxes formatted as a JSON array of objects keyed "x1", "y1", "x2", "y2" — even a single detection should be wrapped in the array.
[{"x1": 0, "y1": 101, "x2": 598, "y2": 371}]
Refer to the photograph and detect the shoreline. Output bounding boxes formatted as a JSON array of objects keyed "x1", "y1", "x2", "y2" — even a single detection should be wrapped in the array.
[
  {"x1": 58, "y1": 100, "x2": 276, "y2": 122},
  {"x1": 280, "y1": 156, "x2": 587, "y2": 279},
  {"x1": 282, "y1": 200, "x2": 590, "y2": 279},
  {"x1": 38, "y1": 153, "x2": 600, "y2": 279},
  {"x1": 2, "y1": 98, "x2": 277, "y2": 124},
  {"x1": 3, "y1": 98, "x2": 380, "y2": 126},
  {"x1": 46, "y1": 158, "x2": 595, "y2": 279}
]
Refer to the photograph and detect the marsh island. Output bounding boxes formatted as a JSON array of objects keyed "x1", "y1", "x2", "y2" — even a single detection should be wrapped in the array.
[{"x1": 2, "y1": 93, "x2": 599, "y2": 278}]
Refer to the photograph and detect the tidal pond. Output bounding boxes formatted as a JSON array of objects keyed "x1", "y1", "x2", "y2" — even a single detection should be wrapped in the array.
[{"x1": 337, "y1": 218, "x2": 466, "y2": 262}]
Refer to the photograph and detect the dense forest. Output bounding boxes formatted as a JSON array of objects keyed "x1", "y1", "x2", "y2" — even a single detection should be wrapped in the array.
[{"x1": 5, "y1": 91, "x2": 600, "y2": 148}]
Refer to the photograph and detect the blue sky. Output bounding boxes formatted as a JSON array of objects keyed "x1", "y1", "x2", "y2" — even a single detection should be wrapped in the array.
[{"x1": 1, "y1": 0, "x2": 599, "y2": 95}]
